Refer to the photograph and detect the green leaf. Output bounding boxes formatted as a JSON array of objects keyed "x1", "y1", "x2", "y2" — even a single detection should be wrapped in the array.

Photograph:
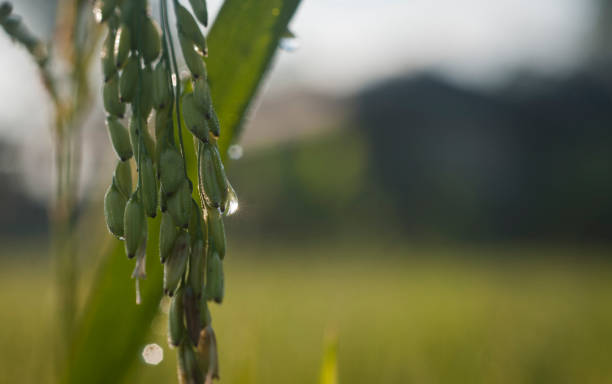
[
  {"x1": 208, "y1": 0, "x2": 302, "y2": 152},
  {"x1": 60, "y1": 222, "x2": 164, "y2": 384},
  {"x1": 60, "y1": 0, "x2": 302, "y2": 383}
]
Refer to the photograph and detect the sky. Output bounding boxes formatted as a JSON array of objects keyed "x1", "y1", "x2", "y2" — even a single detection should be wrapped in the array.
[
  {"x1": 269, "y1": 0, "x2": 596, "y2": 93},
  {"x1": 0, "y1": 0, "x2": 600, "y2": 201}
]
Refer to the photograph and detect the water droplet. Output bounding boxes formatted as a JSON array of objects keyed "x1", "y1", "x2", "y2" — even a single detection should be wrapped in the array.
[
  {"x1": 171, "y1": 74, "x2": 177, "y2": 87},
  {"x1": 228, "y1": 144, "x2": 243, "y2": 160},
  {"x1": 224, "y1": 183, "x2": 239, "y2": 216},
  {"x1": 279, "y1": 37, "x2": 300, "y2": 52},
  {"x1": 279, "y1": 31, "x2": 300, "y2": 52},
  {"x1": 142, "y1": 343, "x2": 164, "y2": 365}
]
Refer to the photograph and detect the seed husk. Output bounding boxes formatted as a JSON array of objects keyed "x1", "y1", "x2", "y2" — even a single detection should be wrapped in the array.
[
  {"x1": 129, "y1": 115, "x2": 155, "y2": 160},
  {"x1": 199, "y1": 299, "x2": 211, "y2": 329},
  {"x1": 103, "y1": 74, "x2": 125, "y2": 117},
  {"x1": 118, "y1": 0, "x2": 137, "y2": 30},
  {"x1": 178, "y1": 31, "x2": 206, "y2": 78},
  {"x1": 155, "y1": 106, "x2": 173, "y2": 148},
  {"x1": 175, "y1": 3, "x2": 207, "y2": 55},
  {"x1": 205, "y1": 250, "x2": 223, "y2": 303},
  {"x1": 178, "y1": 341, "x2": 203, "y2": 384},
  {"x1": 188, "y1": 199, "x2": 204, "y2": 243},
  {"x1": 160, "y1": 183, "x2": 168, "y2": 212},
  {"x1": 142, "y1": 16, "x2": 161, "y2": 64},
  {"x1": 114, "y1": 23, "x2": 131, "y2": 68},
  {"x1": 101, "y1": 29, "x2": 117, "y2": 82},
  {"x1": 138, "y1": 65, "x2": 154, "y2": 119},
  {"x1": 196, "y1": 326, "x2": 219, "y2": 380},
  {"x1": 154, "y1": 108, "x2": 173, "y2": 167},
  {"x1": 168, "y1": 287, "x2": 184, "y2": 347},
  {"x1": 208, "y1": 107, "x2": 220, "y2": 138},
  {"x1": 182, "y1": 92, "x2": 209, "y2": 142},
  {"x1": 106, "y1": 115, "x2": 133, "y2": 161},
  {"x1": 141, "y1": 155, "x2": 158, "y2": 218},
  {"x1": 208, "y1": 206, "x2": 226, "y2": 258},
  {"x1": 160, "y1": 147, "x2": 185, "y2": 195},
  {"x1": 198, "y1": 142, "x2": 222, "y2": 208},
  {"x1": 119, "y1": 54, "x2": 138, "y2": 102},
  {"x1": 188, "y1": 238, "x2": 205, "y2": 297},
  {"x1": 188, "y1": 0, "x2": 208, "y2": 27},
  {"x1": 167, "y1": 179, "x2": 192, "y2": 229},
  {"x1": 152, "y1": 61, "x2": 171, "y2": 110},
  {"x1": 104, "y1": 183, "x2": 127, "y2": 238},
  {"x1": 209, "y1": 143, "x2": 230, "y2": 211},
  {"x1": 160, "y1": 211, "x2": 178, "y2": 263},
  {"x1": 193, "y1": 77, "x2": 212, "y2": 115},
  {"x1": 184, "y1": 284, "x2": 201, "y2": 346},
  {"x1": 124, "y1": 192, "x2": 146, "y2": 259},
  {"x1": 164, "y1": 231, "x2": 190, "y2": 296},
  {"x1": 113, "y1": 160, "x2": 132, "y2": 198},
  {"x1": 131, "y1": 232, "x2": 147, "y2": 283}
]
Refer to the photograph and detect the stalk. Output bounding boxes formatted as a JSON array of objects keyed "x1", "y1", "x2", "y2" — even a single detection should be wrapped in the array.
[
  {"x1": 51, "y1": 0, "x2": 101, "y2": 378},
  {"x1": 161, "y1": 0, "x2": 188, "y2": 175}
]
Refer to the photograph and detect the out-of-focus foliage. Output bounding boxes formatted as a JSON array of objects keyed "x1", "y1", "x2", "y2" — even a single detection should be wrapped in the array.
[
  {"x1": 319, "y1": 334, "x2": 338, "y2": 384},
  {"x1": 5, "y1": 242, "x2": 612, "y2": 383},
  {"x1": 357, "y1": 73, "x2": 612, "y2": 241}
]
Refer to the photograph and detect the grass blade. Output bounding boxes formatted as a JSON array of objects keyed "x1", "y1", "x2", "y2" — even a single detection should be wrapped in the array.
[
  {"x1": 319, "y1": 333, "x2": 339, "y2": 384},
  {"x1": 208, "y1": 0, "x2": 303, "y2": 151}
]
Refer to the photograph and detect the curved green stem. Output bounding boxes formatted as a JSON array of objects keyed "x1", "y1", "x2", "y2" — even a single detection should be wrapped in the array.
[
  {"x1": 161, "y1": 0, "x2": 188, "y2": 176},
  {"x1": 134, "y1": 7, "x2": 145, "y2": 193}
]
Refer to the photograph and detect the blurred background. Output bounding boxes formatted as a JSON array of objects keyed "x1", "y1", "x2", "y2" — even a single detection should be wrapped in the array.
[{"x1": 2, "y1": 0, "x2": 612, "y2": 383}]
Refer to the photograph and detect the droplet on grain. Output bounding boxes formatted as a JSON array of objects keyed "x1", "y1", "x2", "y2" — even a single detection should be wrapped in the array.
[
  {"x1": 224, "y1": 183, "x2": 239, "y2": 216},
  {"x1": 279, "y1": 30, "x2": 300, "y2": 52}
]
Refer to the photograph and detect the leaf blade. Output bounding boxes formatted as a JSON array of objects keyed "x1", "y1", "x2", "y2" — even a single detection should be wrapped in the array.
[{"x1": 208, "y1": 0, "x2": 302, "y2": 152}]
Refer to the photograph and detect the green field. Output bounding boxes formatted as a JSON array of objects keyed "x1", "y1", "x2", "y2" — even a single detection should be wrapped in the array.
[{"x1": 2, "y1": 241, "x2": 612, "y2": 383}]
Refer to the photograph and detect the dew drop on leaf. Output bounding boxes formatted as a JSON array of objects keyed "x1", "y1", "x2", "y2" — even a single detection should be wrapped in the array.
[{"x1": 279, "y1": 30, "x2": 300, "y2": 52}]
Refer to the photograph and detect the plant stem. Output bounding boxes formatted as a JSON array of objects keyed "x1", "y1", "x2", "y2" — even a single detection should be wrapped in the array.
[
  {"x1": 161, "y1": 0, "x2": 188, "y2": 176},
  {"x1": 51, "y1": 1, "x2": 101, "y2": 379}
]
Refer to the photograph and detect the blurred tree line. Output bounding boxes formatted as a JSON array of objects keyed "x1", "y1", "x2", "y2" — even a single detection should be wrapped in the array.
[
  {"x1": 3, "y1": 70, "x2": 611, "y2": 243},
  {"x1": 226, "y1": 1, "x2": 612, "y2": 243},
  {"x1": 357, "y1": 72, "x2": 612, "y2": 241}
]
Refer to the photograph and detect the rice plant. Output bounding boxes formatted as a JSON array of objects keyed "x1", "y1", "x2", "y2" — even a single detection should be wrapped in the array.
[{"x1": 1, "y1": 0, "x2": 301, "y2": 382}]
